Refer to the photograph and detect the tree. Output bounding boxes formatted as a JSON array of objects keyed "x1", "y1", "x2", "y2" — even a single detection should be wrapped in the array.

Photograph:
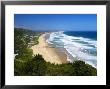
[{"x1": 72, "y1": 61, "x2": 97, "y2": 76}]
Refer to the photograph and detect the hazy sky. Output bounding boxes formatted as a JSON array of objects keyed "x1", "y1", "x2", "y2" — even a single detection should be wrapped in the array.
[{"x1": 14, "y1": 14, "x2": 97, "y2": 31}]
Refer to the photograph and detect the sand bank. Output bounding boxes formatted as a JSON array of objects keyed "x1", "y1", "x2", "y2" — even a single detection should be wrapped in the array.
[{"x1": 31, "y1": 33, "x2": 67, "y2": 64}]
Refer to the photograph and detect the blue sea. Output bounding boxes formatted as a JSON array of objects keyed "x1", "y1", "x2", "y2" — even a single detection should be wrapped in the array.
[{"x1": 46, "y1": 31, "x2": 97, "y2": 68}]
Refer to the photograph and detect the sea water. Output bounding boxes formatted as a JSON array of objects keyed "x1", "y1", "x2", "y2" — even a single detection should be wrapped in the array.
[{"x1": 46, "y1": 31, "x2": 97, "y2": 68}]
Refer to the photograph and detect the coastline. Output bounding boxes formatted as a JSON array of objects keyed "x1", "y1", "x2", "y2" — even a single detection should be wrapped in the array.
[{"x1": 31, "y1": 33, "x2": 67, "y2": 64}]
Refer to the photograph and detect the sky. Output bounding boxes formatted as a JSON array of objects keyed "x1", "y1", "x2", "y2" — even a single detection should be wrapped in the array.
[{"x1": 14, "y1": 14, "x2": 97, "y2": 31}]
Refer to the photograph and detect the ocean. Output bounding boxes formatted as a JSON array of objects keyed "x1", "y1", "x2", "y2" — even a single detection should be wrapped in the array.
[{"x1": 46, "y1": 31, "x2": 97, "y2": 68}]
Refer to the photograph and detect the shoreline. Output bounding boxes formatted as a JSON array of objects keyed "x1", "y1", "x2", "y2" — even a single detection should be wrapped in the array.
[
  {"x1": 31, "y1": 32, "x2": 97, "y2": 68},
  {"x1": 31, "y1": 33, "x2": 67, "y2": 64}
]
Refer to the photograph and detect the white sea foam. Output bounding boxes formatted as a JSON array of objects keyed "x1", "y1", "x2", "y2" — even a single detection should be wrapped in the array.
[{"x1": 47, "y1": 31, "x2": 97, "y2": 68}]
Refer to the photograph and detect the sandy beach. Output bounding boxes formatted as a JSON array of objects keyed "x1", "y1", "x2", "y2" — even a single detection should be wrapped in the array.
[{"x1": 31, "y1": 33, "x2": 67, "y2": 64}]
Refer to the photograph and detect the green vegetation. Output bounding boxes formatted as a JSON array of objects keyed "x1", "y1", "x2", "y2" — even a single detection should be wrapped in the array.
[
  {"x1": 14, "y1": 28, "x2": 97, "y2": 76},
  {"x1": 14, "y1": 54, "x2": 96, "y2": 76},
  {"x1": 14, "y1": 28, "x2": 40, "y2": 60}
]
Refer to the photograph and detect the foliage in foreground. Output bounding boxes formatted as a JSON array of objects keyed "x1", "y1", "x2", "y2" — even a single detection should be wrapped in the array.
[{"x1": 14, "y1": 54, "x2": 97, "y2": 76}]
